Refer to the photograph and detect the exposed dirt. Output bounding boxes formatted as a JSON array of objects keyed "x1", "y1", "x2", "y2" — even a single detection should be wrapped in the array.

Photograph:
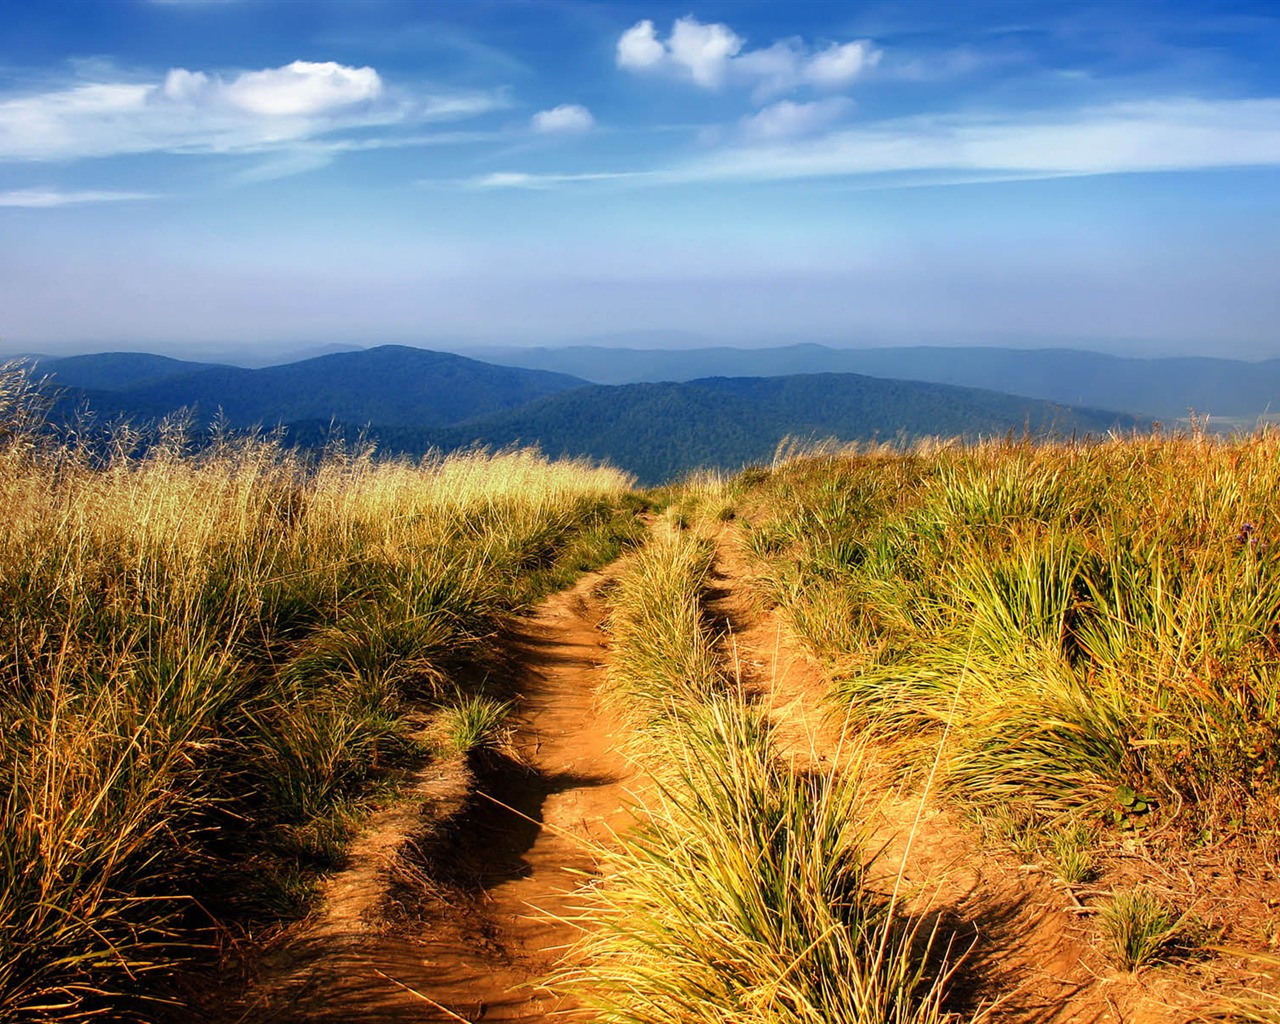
[
  {"x1": 228, "y1": 567, "x2": 637, "y2": 1023},
  {"x1": 218, "y1": 522, "x2": 1272, "y2": 1023},
  {"x1": 706, "y1": 525, "x2": 1208, "y2": 1024}
]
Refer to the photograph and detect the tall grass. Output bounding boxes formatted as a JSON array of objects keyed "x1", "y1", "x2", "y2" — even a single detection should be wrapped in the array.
[
  {"x1": 741, "y1": 433, "x2": 1280, "y2": 843},
  {"x1": 572, "y1": 526, "x2": 970, "y2": 1023},
  {"x1": 603, "y1": 529, "x2": 722, "y2": 733},
  {"x1": 0, "y1": 365, "x2": 635, "y2": 1020}
]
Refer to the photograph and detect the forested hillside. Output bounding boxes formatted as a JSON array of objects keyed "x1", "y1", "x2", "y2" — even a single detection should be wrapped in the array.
[
  {"x1": 465, "y1": 342, "x2": 1280, "y2": 422},
  {"x1": 340, "y1": 373, "x2": 1143, "y2": 483},
  {"x1": 40, "y1": 345, "x2": 588, "y2": 429}
]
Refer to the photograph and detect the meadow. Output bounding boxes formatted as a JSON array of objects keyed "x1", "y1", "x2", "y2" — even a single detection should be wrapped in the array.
[
  {"x1": 732, "y1": 432, "x2": 1280, "y2": 1018},
  {"x1": 3, "y1": 351, "x2": 1279, "y2": 1021},
  {"x1": 739, "y1": 432, "x2": 1280, "y2": 849}
]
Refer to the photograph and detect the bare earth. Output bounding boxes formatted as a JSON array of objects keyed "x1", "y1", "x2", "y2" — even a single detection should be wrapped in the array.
[{"x1": 229, "y1": 567, "x2": 636, "y2": 1023}]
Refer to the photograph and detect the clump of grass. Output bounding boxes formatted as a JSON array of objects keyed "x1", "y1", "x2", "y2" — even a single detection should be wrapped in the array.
[
  {"x1": 977, "y1": 806, "x2": 1042, "y2": 863},
  {"x1": 603, "y1": 530, "x2": 723, "y2": 732},
  {"x1": 1097, "y1": 889, "x2": 1182, "y2": 972},
  {"x1": 659, "y1": 468, "x2": 744, "y2": 529},
  {"x1": 1049, "y1": 820, "x2": 1096, "y2": 885},
  {"x1": 437, "y1": 695, "x2": 513, "y2": 756},
  {"x1": 572, "y1": 695, "x2": 966, "y2": 1024},
  {"x1": 570, "y1": 521, "x2": 975, "y2": 1023}
]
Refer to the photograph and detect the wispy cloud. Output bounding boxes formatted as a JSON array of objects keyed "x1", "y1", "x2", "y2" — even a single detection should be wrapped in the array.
[
  {"x1": 531, "y1": 103, "x2": 594, "y2": 133},
  {"x1": 471, "y1": 97, "x2": 1280, "y2": 190},
  {"x1": 0, "y1": 187, "x2": 156, "y2": 207},
  {"x1": 0, "y1": 60, "x2": 503, "y2": 164},
  {"x1": 740, "y1": 97, "x2": 854, "y2": 141},
  {"x1": 617, "y1": 17, "x2": 880, "y2": 101},
  {"x1": 466, "y1": 170, "x2": 643, "y2": 190},
  {"x1": 231, "y1": 128, "x2": 503, "y2": 184}
]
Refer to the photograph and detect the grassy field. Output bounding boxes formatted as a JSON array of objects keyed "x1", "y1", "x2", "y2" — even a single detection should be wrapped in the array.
[
  {"x1": 738, "y1": 432, "x2": 1280, "y2": 848},
  {"x1": 733, "y1": 432, "x2": 1280, "y2": 1019},
  {"x1": 0, "y1": 364, "x2": 638, "y2": 1020},
  {"x1": 5, "y1": 349, "x2": 1280, "y2": 1021}
]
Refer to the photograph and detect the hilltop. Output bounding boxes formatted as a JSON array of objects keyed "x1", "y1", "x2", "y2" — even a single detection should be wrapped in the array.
[{"x1": 37, "y1": 345, "x2": 588, "y2": 429}]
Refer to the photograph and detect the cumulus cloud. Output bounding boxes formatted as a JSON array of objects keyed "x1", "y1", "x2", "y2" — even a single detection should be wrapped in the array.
[
  {"x1": 531, "y1": 103, "x2": 594, "y2": 133},
  {"x1": 0, "y1": 60, "x2": 499, "y2": 163},
  {"x1": 615, "y1": 16, "x2": 879, "y2": 97},
  {"x1": 616, "y1": 20, "x2": 666, "y2": 70},
  {"x1": 741, "y1": 97, "x2": 854, "y2": 140},
  {"x1": 0, "y1": 187, "x2": 155, "y2": 207},
  {"x1": 217, "y1": 60, "x2": 381, "y2": 116},
  {"x1": 806, "y1": 42, "x2": 880, "y2": 86},
  {"x1": 667, "y1": 17, "x2": 743, "y2": 87}
]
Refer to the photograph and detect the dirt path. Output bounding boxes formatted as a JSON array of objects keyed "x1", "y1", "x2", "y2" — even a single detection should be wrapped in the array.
[
  {"x1": 222, "y1": 524, "x2": 1218, "y2": 1023},
  {"x1": 705, "y1": 526, "x2": 1197, "y2": 1024},
  {"x1": 230, "y1": 567, "x2": 636, "y2": 1023}
]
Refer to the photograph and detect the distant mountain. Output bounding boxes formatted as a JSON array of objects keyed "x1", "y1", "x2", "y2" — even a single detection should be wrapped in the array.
[
  {"x1": 345, "y1": 373, "x2": 1143, "y2": 485},
  {"x1": 32, "y1": 352, "x2": 225, "y2": 391},
  {"x1": 256, "y1": 343, "x2": 367, "y2": 367},
  {"x1": 458, "y1": 343, "x2": 1280, "y2": 422},
  {"x1": 32, "y1": 346, "x2": 1144, "y2": 484},
  {"x1": 45, "y1": 346, "x2": 589, "y2": 429}
]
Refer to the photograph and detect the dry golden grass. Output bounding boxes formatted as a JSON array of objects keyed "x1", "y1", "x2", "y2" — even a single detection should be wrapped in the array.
[
  {"x1": 744, "y1": 430, "x2": 1280, "y2": 846},
  {"x1": 0, "y1": 365, "x2": 635, "y2": 1020}
]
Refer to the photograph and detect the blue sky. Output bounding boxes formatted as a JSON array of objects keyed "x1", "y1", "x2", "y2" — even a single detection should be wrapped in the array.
[{"x1": 1, "y1": 0, "x2": 1279, "y2": 359}]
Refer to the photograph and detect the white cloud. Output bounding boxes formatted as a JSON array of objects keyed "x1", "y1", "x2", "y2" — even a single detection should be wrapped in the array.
[
  {"x1": 153, "y1": 61, "x2": 382, "y2": 116},
  {"x1": 667, "y1": 17, "x2": 743, "y2": 88},
  {"x1": 531, "y1": 103, "x2": 594, "y2": 133},
  {"x1": 465, "y1": 170, "x2": 645, "y2": 189},
  {"x1": 0, "y1": 188, "x2": 155, "y2": 207},
  {"x1": 0, "y1": 60, "x2": 499, "y2": 164},
  {"x1": 617, "y1": 20, "x2": 666, "y2": 70},
  {"x1": 741, "y1": 97, "x2": 854, "y2": 140},
  {"x1": 690, "y1": 98, "x2": 1280, "y2": 183},
  {"x1": 220, "y1": 61, "x2": 381, "y2": 116},
  {"x1": 615, "y1": 16, "x2": 879, "y2": 98},
  {"x1": 473, "y1": 171, "x2": 538, "y2": 188},
  {"x1": 467, "y1": 169, "x2": 642, "y2": 189},
  {"x1": 805, "y1": 41, "x2": 880, "y2": 86},
  {"x1": 459, "y1": 98, "x2": 1280, "y2": 190}
]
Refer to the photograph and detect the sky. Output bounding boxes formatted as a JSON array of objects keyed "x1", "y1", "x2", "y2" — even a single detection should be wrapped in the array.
[{"x1": 1, "y1": 0, "x2": 1279, "y2": 360}]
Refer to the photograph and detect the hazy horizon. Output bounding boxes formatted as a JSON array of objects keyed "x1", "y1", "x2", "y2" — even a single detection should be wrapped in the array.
[
  {"x1": 3, "y1": 1, "x2": 1278, "y2": 361},
  {"x1": 12, "y1": 332, "x2": 1280, "y2": 372}
]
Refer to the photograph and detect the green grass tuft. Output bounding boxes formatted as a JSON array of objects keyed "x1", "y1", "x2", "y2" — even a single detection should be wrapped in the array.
[{"x1": 1097, "y1": 889, "x2": 1182, "y2": 972}]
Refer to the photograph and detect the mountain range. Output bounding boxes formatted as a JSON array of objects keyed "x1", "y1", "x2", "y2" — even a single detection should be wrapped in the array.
[
  {"x1": 459, "y1": 343, "x2": 1280, "y2": 423},
  {"x1": 22, "y1": 344, "x2": 1147, "y2": 483}
]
